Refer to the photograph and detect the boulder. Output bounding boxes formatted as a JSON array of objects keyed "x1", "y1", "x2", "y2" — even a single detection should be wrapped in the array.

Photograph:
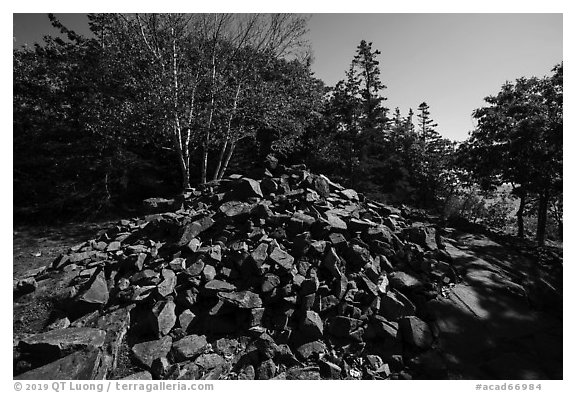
[
  {"x1": 218, "y1": 291, "x2": 262, "y2": 308},
  {"x1": 131, "y1": 336, "x2": 173, "y2": 369},
  {"x1": 77, "y1": 271, "x2": 109, "y2": 305},
  {"x1": 18, "y1": 327, "x2": 106, "y2": 359},
  {"x1": 172, "y1": 335, "x2": 208, "y2": 361},
  {"x1": 15, "y1": 347, "x2": 105, "y2": 380},
  {"x1": 399, "y1": 316, "x2": 433, "y2": 349},
  {"x1": 268, "y1": 247, "x2": 295, "y2": 271},
  {"x1": 150, "y1": 300, "x2": 177, "y2": 337}
]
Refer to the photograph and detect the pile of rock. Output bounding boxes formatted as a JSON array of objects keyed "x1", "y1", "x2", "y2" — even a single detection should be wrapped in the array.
[{"x1": 14, "y1": 162, "x2": 459, "y2": 380}]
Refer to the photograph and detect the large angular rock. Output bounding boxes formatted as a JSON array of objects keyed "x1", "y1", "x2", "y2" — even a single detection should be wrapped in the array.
[
  {"x1": 203, "y1": 279, "x2": 236, "y2": 295},
  {"x1": 15, "y1": 347, "x2": 104, "y2": 380},
  {"x1": 143, "y1": 197, "x2": 181, "y2": 214},
  {"x1": 399, "y1": 316, "x2": 433, "y2": 349},
  {"x1": 295, "y1": 340, "x2": 326, "y2": 360},
  {"x1": 389, "y1": 271, "x2": 423, "y2": 291},
  {"x1": 120, "y1": 371, "x2": 153, "y2": 380},
  {"x1": 219, "y1": 201, "x2": 253, "y2": 217},
  {"x1": 251, "y1": 243, "x2": 269, "y2": 268},
  {"x1": 261, "y1": 273, "x2": 281, "y2": 293},
  {"x1": 150, "y1": 299, "x2": 177, "y2": 337},
  {"x1": 131, "y1": 336, "x2": 173, "y2": 369},
  {"x1": 323, "y1": 247, "x2": 343, "y2": 277},
  {"x1": 340, "y1": 189, "x2": 359, "y2": 201},
  {"x1": 178, "y1": 309, "x2": 197, "y2": 332},
  {"x1": 328, "y1": 316, "x2": 363, "y2": 338},
  {"x1": 346, "y1": 244, "x2": 373, "y2": 269},
  {"x1": 77, "y1": 271, "x2": 109, "y2": 305},
  {"x1": 285, "y1": 366, "x2": 321, "y2": 380},
  {"x1": 177, "y1": 216, "x2": 215, "y2": 247},
  {"x1": 218, "y1": 291, "x2": 262, "y2": 308},
  {"x1": 172, "y1": 334, "x2": 208, "y2": 361},
  {"x1": 237, "y1": 178, "x2": 263, "y2": 198},
  {"x1": 324, "y1": 213, "x2": 347, "y2": 231},
  {"x1": 18, "y1": 327, "x2": 106, "y2": 358},
  {"x1": 380, "y1": 290, "x2": 416, "y2": 321},
  {"x1": 157, "y1": 269, "x2": 176, "y2": 297},
  {"x1": 92, "y1": 306, "x2": 133, "y2": 375},
  {"x1": 268, "y1": 247, "x2": 294, "y2": 271},
  {"x1": 195, "y1": 353, "x2": 226, "y2": 369},
  {"x1": 300, "y1": 311, "x2": 324, "y2": 340},
  {"x1": 404, "y1": 225, "x2": 438, "y2": 251}
]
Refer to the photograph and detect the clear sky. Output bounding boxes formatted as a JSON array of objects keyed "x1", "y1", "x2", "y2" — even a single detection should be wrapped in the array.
[
  {"x1": 307, "y1": 13, "x2": 562, "y2": 141},
  {"x1": 13, "y1": 13, "x2": 562, "y2": 141}
]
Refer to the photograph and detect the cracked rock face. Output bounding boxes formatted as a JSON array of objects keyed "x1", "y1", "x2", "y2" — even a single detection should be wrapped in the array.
[{"x1": 14, "y1": 163, "x2": 454, "y2": 380}]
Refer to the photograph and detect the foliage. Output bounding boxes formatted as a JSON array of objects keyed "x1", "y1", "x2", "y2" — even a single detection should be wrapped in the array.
[{"x1": 457, "y1": 64, "x2": 563, "y2": 245}]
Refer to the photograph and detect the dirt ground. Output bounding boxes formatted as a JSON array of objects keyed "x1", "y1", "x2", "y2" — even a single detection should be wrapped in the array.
[{"x1": 13, "y1": 220, "x2": 118, "y2": 340}]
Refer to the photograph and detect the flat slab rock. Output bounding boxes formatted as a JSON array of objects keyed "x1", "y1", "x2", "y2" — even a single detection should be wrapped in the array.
[
  {"x1": 15, "y1": 347, "x2": 104, "y2": 380},
  {"x1": 18, "y1": 327, "x2": 106, "y2": 356}
]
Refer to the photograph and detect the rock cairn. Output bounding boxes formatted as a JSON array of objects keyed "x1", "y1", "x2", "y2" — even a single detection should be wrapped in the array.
[{"x1": 14, "y1": 162, "x2": 459, "y2": 380}]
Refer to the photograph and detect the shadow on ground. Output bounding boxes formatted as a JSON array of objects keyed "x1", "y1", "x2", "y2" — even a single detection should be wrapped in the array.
[{"x1": 427, "y1": 232, "x2": 562, "y2": 379}]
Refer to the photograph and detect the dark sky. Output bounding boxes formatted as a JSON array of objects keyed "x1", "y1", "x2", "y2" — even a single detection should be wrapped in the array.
[{"x1": 13, "y1": 13, "x2": 563, "y2": 141}]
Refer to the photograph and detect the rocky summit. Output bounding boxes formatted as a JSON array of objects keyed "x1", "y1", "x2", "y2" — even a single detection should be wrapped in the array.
[{"x1": 13, "y1": 163, "x2": 462, "y2": 380}]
